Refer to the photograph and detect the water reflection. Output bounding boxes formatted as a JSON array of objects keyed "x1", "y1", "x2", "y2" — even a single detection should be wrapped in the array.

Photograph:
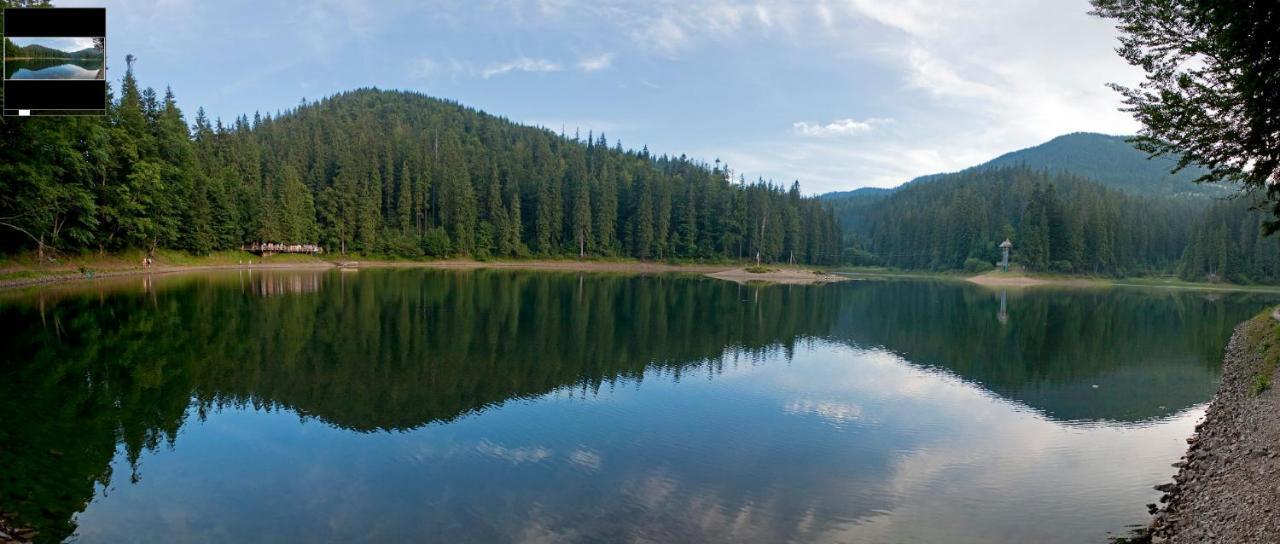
[
  {"x1": 0, "y1": 270, "x2": 1271, "y2": 543},
  {"x1": 5, "y1": 59, "x2": 105, "y2": 80}
]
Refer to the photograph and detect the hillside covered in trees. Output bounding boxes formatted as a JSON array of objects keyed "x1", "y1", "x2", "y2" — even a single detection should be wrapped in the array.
[
  {"x1": 839, "y1": 165, "x2": 1280, "y2": 282},
  {"x1": 0, "y1": 65, "x2": 842, "y2": 265},
  {"x1": 819, "y1": 131, "x2": 1280, "y2": 283},
  {"x1": 969, "y1": 133, "x2": 1218, "y2": 196}
]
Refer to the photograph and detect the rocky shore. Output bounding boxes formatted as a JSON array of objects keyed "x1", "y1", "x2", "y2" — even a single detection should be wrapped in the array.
[
  {"x1": 1145, "y1": 312, "x2": 1280, "y2": 543},
  {"x1": 0, "y1": 509, "x2": 35, "y2": 543}
]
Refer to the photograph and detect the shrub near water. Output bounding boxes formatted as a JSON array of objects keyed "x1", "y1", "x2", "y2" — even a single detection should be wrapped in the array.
[
  {"x1": 1253, "y1": 373, "x2": 1272, "y2": 396},
  {"x1": 963, "y1": 257, "x2": 994, "y2": 273}
]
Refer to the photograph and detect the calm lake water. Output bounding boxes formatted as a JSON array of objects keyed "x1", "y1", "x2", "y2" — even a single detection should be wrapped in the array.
[
  {"x1": 1, "y1": 270, "x2": 1273, "y2": 543},
  {"x1": 5, "y1": 58, "x2": 104, "y2": 80}
]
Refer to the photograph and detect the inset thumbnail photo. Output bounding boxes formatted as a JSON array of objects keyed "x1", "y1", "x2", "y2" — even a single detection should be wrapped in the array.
[{"x1": 4, "y1": 36, "x2": 104, "y2": 80}]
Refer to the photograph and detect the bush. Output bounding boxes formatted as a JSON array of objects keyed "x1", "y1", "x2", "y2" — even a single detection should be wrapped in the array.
[
  {"x1": 377, "y1": 231, "x2": 422, "y2": 258},
  {"x1": 843, "y1": 248, "x2": 882, "y2": 267},
  {"x1": 1253, "y1": 372, "x2": 1272, "y2": 396},
  {"x1": 963, "y1": 257, "x2": 994, "y2": 273},
  {"x1": 745, "y1": 265, "x2": 773, "y2": 274},
  {"x1": 421, "y1": 227, "x2": 452, "y2": 257},
  {"x1": 1050, "y1": 260, "x2": 1075, "y2": 273}
]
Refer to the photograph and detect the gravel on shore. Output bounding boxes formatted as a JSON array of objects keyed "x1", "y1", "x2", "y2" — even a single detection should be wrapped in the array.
[
  {"x1": 705, "y1": 267, "x2": 851, "y2": 285},
  {"x1": 1144, "y1": 312, "x2": 1280, "y2": 543}
]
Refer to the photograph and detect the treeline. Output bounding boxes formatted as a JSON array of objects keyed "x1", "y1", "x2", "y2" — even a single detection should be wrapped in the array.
[
  {"x1": 0, "y1": 65, "x2": 843, "y2": 265},
  {"x1": 851, "y1": 167, "x2": 1208, "y2": 276},
  {"x1": 1180, "y1": 197, "x2": 1280, "y2": 283}
]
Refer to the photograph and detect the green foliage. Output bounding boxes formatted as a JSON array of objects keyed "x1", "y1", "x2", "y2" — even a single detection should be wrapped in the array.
[
  {"x1": 973, "y1": 133, "x2": 1218, "y2": 196},
  {"x1": 745, "y1": 265, "x2": 773, "y2": 274},
  {"x1": 1253, "y1": 373, "x2": 1271, "y2": 396},
  {"x1": 963, "y1": 257, "x2": 994, "y2": 273},
  {"x1": 1179, "y1": 195, "x2": 1280, "y2": 283},
  {"x1": 421, "y1": 226, "x2": 451, "y2": 257},
  {"x1": 1091, "y1": 0, "x2": 1280, "y2": 229},
  {"x1": 376, "y1": 229, "x2": 422, "y2": 258},
  {"x1": 848, "y1": 167, "x2": 1204, "y2": 275},
  {"x1": 0, "y1": 81, "x2": 842, "y2": 265},
  {"x1": 842, "y1": 247, "x2": 882, "y2": 267}
]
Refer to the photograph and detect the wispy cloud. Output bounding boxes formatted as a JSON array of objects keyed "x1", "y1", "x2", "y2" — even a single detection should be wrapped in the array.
[
  {"x1": 475, "y1": 440, "x2": 553, "y2": 464},
  {"x1": 793, "y1": 117, "x2": 892, "y2": 137},
  {"x1": 408, "y1": 58, "x2": 441, "y2": 79},
  {"x1": 576, "y1": 53, "x2": 613, "y2": 72},
  {"x1": 482, "y1": 57, "x2": 562, "y2": 78},
  {"x1": 409, "y1": 54, "x2": 610, "y2": 81}
]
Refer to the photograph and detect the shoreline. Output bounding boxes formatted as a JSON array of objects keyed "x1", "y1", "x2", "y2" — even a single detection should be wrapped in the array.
[
  {"x1": 706, "y1": 267, "x2": 850, "y2": 285},
  {"x1": 7, "y1": 255, "x2": 1280, "y2": 292},
  {"x1": 964, "y1": 271, "x2": 1103, "y2": 288},
  {"x1": 0, "y1": 258, "x2": 752, "y2": 291},
  {"x1": 1143, "y1": 311, "x2": 1280, "y2": 543},
  {"x1": 0, "y1": 259, "x2": 864, "y2": 291}
]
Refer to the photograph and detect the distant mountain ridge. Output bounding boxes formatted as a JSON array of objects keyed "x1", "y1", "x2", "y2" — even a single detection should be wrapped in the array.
[
  {"x1": 823, "y1": 132, "x2": 1228, "y2": 200},
  {"x1": 818, "y1": 187, "x2": 891, "y2": 201}
]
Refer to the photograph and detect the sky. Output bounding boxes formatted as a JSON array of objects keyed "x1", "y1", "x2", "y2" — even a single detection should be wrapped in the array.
[
  {"x1": 59, "y1": 0, "x2": 1144, "y2": 194},
  {"x1": 10, "y1": 37, "x2": 96, "y2": 52}
]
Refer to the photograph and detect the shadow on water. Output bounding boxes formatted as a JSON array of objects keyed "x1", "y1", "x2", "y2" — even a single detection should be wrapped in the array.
[{"x1": 0, "y1": 270, "x2": 1270, "y2": 542}]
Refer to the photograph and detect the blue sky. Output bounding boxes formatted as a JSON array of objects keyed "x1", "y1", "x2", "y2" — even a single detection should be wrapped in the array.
[{"x1": 61, "y1": 0, "x2": 1143, "y2": 194}]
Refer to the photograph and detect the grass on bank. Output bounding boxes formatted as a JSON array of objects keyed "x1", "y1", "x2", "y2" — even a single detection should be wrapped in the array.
[{"x1": 1244, "y1": 312, "x2": 1280, "y2": 396}]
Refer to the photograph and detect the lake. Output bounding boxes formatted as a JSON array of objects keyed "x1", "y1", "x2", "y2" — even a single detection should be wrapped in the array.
[
  {"x1": 5, "y1": 58, "x2": 104, "y2": 80},
  {"x1": 0, "y1": 270, "x2": 1271, "y2": 543}
]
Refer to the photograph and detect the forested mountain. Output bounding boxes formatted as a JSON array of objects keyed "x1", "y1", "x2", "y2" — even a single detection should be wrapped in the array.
[
  {"x1": 839, "y1": 164, "x2": 1280, "y2": 282},
  {"x1": 852, "y1": 167, "x2": 1201, "y2": 275},
  {"x1": 817, "y1": 187, "x2": 891, "y2": 201},
  {"x1": 825, "y1": 132, "x2": 1231, "y2": 222},
  {"x1": 814, "y1": 130, "x2": 1280, "y2": 282},
  {"x1": 974, "y1": 133, "x2": 1219, "y2": 196},
  {"x1": 0, "y1": 65, "x2": 842, "y2": 265},
  {"x1": 825, "y1": 133, "x2": 1225, "y2": 233}
]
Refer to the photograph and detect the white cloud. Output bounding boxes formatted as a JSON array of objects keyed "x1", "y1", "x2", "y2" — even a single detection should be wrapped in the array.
[
  {"x1": 408, "y1": 58, "x2": 441, "y2": 79},
  {"x1": 793, "y1": 117, "x2": 892, "y2": 137},
  {"x1": 784, "y1": 399, "x2": 865, "y2": 425},
  {"x1": 475, "y1": 440, "x2": 553, "y2": 464},
  {"x1": 576, "y1": 53, "x2": 613, "y2": 72},
  {"x1": 482, "y1": 57, "x2": 562, "y2": 78},
  {"x1": 708, "y1": 0, "x2": 1142, "y2": 192},
  {"x1": 568, "y1": 448, "x2": 603, "y2": 470}
]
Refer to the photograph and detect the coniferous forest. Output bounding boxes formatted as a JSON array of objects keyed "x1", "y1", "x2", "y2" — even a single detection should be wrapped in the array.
[
  {"x1": 0, "y1": 66, "x2": 843, "y2": 265},
  {"x1": 835, "y1": 166, "x2": 1280, "y2": 282}
]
